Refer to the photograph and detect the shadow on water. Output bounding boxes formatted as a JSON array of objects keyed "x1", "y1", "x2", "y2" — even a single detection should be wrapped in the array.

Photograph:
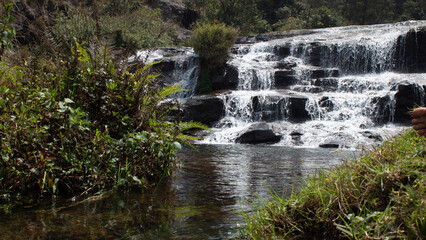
[{"x1": 0, "y1": 144, "x2": 357, "y2": 239}]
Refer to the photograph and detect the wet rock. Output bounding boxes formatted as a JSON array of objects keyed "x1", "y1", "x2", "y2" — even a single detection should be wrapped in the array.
[
  {"x1": 319, "y1": 142, "x2": 340, "y2": 148},
  {"x1": 211, "y1": 64, "x2": 239, "y2": 90},
  {"x1": 236, "y1": 123, "x2": 282, "y2": 144},
  {"x1": 318, "y1": 96, "x2": 334, "y2": 111},
  {"x1": 275, "y1": 56, "x2": 300, "y2": 70},
  {"x1": 393, "y1": 82, "x2": 425, "y2": 124},
  {"x1": 274, "y1": 45, "x2": 291, "y2": 58},
  {"x1": 130, "y1": 47, "x2": 200, "y2": 88},
  {"x1": 312, "y1": 78, "x2": 339, "y2": 91},
  {"x1": 309, "y1": 42, "x2": 323, "y2": 66},
  {"x1": 287, "y1": 97, "x2": 310, "y2": 123},
  {"x1": 274, "y1": 70, "x2": 297, "y2": 88},
  {"x1": 181, "y1": 96, "x2": 225, "y2": 126},
  {"x1": 361, "y1": 131, "x2": 383, "y2": 142},
  {"x1": 310, "y1": 69, "x2": 340, "y2": 79},
  {"x1": 395, "y1": 27, "x2": 426, "y2": 73},
  {"x1": 252, "y1": 95, "x2": 287, "y2": 122},
  {"x1": 371, "y1": 95, "x2": 392, "y2": 124},
  {"x1": 290, "y1": 132, "x2": 304, "y2": 146}
]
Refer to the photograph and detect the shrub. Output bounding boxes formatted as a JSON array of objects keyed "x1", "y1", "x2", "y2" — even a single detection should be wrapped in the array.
[
  {"x1": 191, "y1": 23, "x2": 238, "y2": 71},
  {"x1": 0, "y1": 41, "x2": 184, "y2": 205}
]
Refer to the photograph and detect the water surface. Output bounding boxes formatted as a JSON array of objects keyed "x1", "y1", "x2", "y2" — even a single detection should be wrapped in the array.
[{"x1": 0, "y1": 144, "x2": 357, "y2": 239}]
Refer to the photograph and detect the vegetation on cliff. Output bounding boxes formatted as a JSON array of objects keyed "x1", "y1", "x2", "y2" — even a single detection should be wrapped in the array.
[
  {"x1": 190, "y1": 23, "x2": 238, "y2": 93},
  {"x1": 238, "y1": 129, "x2": 425, "y2": 239},
  {"x1": 185, "y1": 0, "x2": 425, "y2": 35}
]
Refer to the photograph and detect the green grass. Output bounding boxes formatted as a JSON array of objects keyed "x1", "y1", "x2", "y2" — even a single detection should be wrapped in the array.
[{"x1": 238, "y1": 130, "x2": 425, "y2": 239}]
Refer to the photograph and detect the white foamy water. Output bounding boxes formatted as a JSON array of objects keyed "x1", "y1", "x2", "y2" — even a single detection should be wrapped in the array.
[{"x1": 198, "y1": 21, "x2": 426, "y2": 148}]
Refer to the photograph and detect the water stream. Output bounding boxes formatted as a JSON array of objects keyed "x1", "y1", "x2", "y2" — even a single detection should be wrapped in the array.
[
  {"x1": 0, "y1": 145, "x2": 357, "y2": 239},
  {"x1": 199, "y1": 21, "x2": 426, "y2": 148}
]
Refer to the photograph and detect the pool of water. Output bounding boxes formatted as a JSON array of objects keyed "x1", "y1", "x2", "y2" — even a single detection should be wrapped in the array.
[{"x1": 0, "y1": 144, "x2": 358, "y2": 239}]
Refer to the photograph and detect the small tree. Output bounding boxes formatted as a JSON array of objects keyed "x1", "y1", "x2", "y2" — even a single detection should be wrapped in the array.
[
  {"x1": 191, "y1": 23, "x2": 238, "y2": 70},
  {"x1": 191, "y1": 23, "x2": 238, "y2": 93}
]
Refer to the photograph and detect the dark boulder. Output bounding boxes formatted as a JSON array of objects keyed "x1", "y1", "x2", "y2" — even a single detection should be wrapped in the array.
[
  {"x1": 211, "y1": 64, "x2": 239, "y2": 90},
  {"x1": 181, "y1": 95, "x2": 225, "y2": 126},
  {"x1": 395, "y1": 27, "x2": 426, "y2": 73},
  {"x1": 319, "y1": 142, "x2": 340, "y2": 148},
  {"x1": 370, "y1": 95, "x2": 393, "y2": 124},
  {"x1": 361, "y1": 131, "x2": 383, "y2": 142},
  {"x1": 274, "y1": 45, "x2": 291, "y2": 58},
  {"x1": 287, "y1": 96, "x2": 310, "y2": 122},
  {"x1": 275, "y1": 56, "x2": 299, "y2": 70},
  {"x1": 393, "y1": 83, "x2": 425, "y2": 124},
  {"x1": 236, "y1": 123, "x2": 282, "y2": 144},
  {"x1": 274, "y1": 70, "x2": 297, "y2": 88}
]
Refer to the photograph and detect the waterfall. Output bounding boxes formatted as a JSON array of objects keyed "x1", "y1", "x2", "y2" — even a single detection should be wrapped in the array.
[
  {"x1": 131, "y1": 47, "x2": 200, "y2": 99},
  {"x1": 134, "y1": 21, "x2": 426, "y2": 149},
  {"x1": 199, "y1": 21, "x2": 426, "y2": 148}
]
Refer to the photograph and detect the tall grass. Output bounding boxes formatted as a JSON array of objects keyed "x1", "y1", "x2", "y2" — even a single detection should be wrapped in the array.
[{"x1": 238, "y1": 130, "x2": 425, "y2": 239}]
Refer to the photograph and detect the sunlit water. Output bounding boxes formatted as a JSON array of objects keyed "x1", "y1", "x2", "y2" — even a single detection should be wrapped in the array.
[{"x1": 0, "y1": 144, "x2": 359, "y2": 239}]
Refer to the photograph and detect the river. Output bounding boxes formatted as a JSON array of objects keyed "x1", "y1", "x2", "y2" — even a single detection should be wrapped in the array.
[{"x1": 0, "y1": 144, "x2": 359, "y2": 239}]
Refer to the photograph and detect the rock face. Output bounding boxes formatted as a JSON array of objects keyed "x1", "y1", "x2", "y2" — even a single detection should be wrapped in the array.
[
  {"x1": 395, "y1": 27, "x2": 426, "y2": 73},
  {"x1": 145, "y1": 0, "x2": 198, "y2": 28},
  {"x1": 236, "y1": 123, "x2": 282, "y2": 144},
  {"x1": 211, "y1": 64, "x2": 239, "y2": 90},
  {"x1": 181, "y1": 96, "x2": 225, "y2": 126},
  {"x1": 287, "y1": 97, "x2": 310, "y2": 123},
  {"x1": 393, "y1": 82, "x2": 425, "y2": 123},
  {"x1": 145, "y1": 21, "x2": 426, "y2": 148}
]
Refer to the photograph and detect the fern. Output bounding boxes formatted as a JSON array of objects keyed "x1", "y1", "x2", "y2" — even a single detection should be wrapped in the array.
[
  {"x1": 159, "y1": 83, "x2": 188, "y2": 98},
  {"x1": 179, "y1": 121, "x2": 212, "y2": 132}
]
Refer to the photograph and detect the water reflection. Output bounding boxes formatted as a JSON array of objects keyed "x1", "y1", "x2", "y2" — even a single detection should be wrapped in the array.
[{"x1": 0, "y1": 144, "x2": 356, "y2": 239}]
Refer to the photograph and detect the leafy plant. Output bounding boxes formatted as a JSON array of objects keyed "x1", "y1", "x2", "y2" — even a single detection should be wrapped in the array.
[
  {"x1": 0, "y1": 40, "x2": 188, "y2": 207},
  {"x1": 191, "y1": 23, "x2": 238, "y2": 70},
  {"x1": 0, "y1": 2, "x2": 15, "y2": 59}
]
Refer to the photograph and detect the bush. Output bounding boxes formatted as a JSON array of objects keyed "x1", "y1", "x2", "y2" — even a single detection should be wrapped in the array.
[
  {"x1": 191, "y1": 23, "x2": 238, "y2": 71},
  {"x1": 0, "y1": 41, "x2": 184, "y2": 205}
]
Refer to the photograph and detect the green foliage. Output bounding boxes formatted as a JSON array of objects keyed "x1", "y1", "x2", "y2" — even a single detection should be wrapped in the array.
[
  {"x1": 188, "y1": 0, "x2": 424, "y2": 33},
  {"x1": 190, "y1": 23, "x2": 237, "y2": 94},
  {"x1": 0, "y1": 41, "x2": 185, "y2": 205},
  {"x1": 191, "y1": 23, "x2": 237, "y2": 70},
  {"x1": 0, "y1": 2, "x2": 15, "y2": 58},
  {"x1": 309, "y1": 6, "x2": 341, "y2": 29},
  {"x1": 239, "y1": 130, "x2": 426, "y2": 239},
  {"x1": 184, "y1": 0, "x2": 271, "y2": 35},
  {"x1": 49, "y1": 0, "x2": 178, "y2": 55}
]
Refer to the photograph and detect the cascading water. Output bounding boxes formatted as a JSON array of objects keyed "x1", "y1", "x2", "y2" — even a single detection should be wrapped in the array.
[
  {"x1": 130, "y1": 47, "x2": 200, "y2": 99},
  {"x1": 197, "y1": 21, "x2": 426, "y2": 148}
]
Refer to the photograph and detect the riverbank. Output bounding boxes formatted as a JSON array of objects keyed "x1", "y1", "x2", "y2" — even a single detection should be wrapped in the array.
[{"x1": 238, "y1": 129, "x2": 425, "y2": 239}]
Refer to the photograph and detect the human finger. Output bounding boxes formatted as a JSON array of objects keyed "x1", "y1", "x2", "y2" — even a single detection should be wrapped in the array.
[
  {"x1": 411, "y1": 107, "x2": 426, "y2": 118},
  {"x1": 418, "y1": 129, "x2": 426, "y2": 137},
  {"x1": 413, "y1": 124, "x2": 426, "y2": 130},
  {"x1": 412, "y1": 118, "x2": 425, "y2": 125}
]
